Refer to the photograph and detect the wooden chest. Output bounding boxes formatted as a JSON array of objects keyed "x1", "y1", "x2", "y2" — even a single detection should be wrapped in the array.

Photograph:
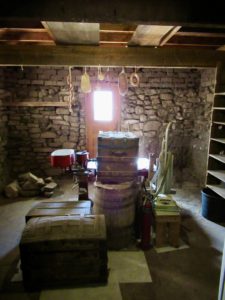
[
  {"x1": 97, "y1": 171, "x2": 138, "y2": 184},
  {"x1": 25, "y1": 200, "x2": 92, "y2": 222},
  {"x1": 97, "y1": 131, "x2": 139, "y2": 157},
  {"x1": 97, "y1": 156, "x2": 137, "y2": 172},
  {"x1": 20, "y1": 215, "x2": 108, "y2": 290},
  {"x1": 97, "y1": 131, "x2": 139, "y2": 183}
]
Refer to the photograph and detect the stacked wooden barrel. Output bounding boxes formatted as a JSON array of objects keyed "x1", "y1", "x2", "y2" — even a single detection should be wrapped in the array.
[{"x1": 94, "y1": 131, "x2": 139, "y2": 249}]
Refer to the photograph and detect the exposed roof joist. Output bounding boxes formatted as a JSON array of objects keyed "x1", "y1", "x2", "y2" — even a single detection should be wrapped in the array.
[{"x1": 0, "y1": 45, "x2": 225, "y2": 67}]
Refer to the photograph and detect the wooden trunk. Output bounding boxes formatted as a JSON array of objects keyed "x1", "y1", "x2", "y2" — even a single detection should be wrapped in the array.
[
  {"x1": 97, "y1": 156, "x2": 137, "y2": 172},
  {"x1": 20, "y1": 215, "x2": 107, "y2": 290},
  {"x1": 97, "y1": 131, "x2": 139, "y2": 157},
  {"x1": 97, "y1": 171, "x2": 138, "y2": 184},
  {"x1": 97, "y1": 131, "x2": 139, "y2": 184}
]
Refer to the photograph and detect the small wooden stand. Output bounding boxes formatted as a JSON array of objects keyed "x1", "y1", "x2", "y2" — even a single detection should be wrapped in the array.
[{"x1": 154, "y1": 210, "x2": 181, "y2": 248}]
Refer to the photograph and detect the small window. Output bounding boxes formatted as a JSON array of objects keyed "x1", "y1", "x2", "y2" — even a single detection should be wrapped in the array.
[{"x1": 93, "y1": 90, "x2": 113, "y2": 121}]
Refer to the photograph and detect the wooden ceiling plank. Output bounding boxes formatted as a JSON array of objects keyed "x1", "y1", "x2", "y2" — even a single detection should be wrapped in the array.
[
  {"x1": 160, "y1": 26, "x2": 181, "y2": 46},
  {"x1": 165, "y1": 43, "x2": 221, "y2": 48},
  {"x1": 176, "y1": 31, "x2": 225, "y2": 38},
  {"x1": 100, "y1": 23, "x2": 137, "y2": 31},
  {"x1": 0, "y1": 40, "x2": 55, "y2": 45},
  {"x1": 167, "y1": 35, "x2": 225, "y2": 46},
  {"x1": 0, "y1": 44, "x2": 225, "y2": 67},
  {"x1": 43, "y1": 22, "x2": 99, "y2": 45},
  {"x1": 100, "y1": 31, "x2": 133, "y2": 42},
  {"x1": 129, "y1": 25, "x2": 176, "y2": 46},
  {"x1": 0, "y1": 29, "x2": 53, "y2": 41}
]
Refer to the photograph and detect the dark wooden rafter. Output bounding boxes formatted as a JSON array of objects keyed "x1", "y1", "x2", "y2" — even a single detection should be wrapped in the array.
[
  {"x1": 0, "y1": 28, "x2": 54, "y2": 44},
  {"x1": 99, "y1": 23, "x2": 136, "y2": 46},
  {"x1": 0, "y1": 44, "x2": 225, "y2": 67},
  {"x1": 165, "y1": 35, "x2": 225, "y2": 47}
]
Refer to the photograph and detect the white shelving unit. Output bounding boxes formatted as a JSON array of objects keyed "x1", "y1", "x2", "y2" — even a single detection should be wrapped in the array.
[{"x1": 206, "y1": 65, "x2": 225, "y2": 202}]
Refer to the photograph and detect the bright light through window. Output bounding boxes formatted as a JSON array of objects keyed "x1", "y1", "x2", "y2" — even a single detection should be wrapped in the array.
[{"x1": 93, "y1": 91, "x2": 113, "y2": 121}]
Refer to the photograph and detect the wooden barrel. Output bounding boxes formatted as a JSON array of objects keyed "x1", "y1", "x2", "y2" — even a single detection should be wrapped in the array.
[{"x1": 93, "y1": 181, "x2": 138, "y2": 249}]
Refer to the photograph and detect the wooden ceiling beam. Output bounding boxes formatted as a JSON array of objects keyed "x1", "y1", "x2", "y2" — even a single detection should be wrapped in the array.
[
  {"x1": 0, "y1": 45, "x2": 225, "y2": 67},
  {"x1": 176, "y1": 32, "x2": 225, "y2": 38},
  {"x1": 0, "y1": 1, "x2": 225, "y2": 27},
  {"x1": 100, "y1": 32, "x2": 133, "y2": 42},
  {"x1": 0, "y1": 28, "x2": 53, "y2": 41},
  {"x1": 167, "y1": 35, "x2": 225, "y2": 46}
]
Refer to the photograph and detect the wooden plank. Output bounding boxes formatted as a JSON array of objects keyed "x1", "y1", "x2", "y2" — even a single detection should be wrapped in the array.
[
  {"x1": 208, "y1": 170, "x2": 225, "y2": 182},
  {"x1": 209, "y1": 154, "x2": 225, "y2": 163},
  {"x1": 0, "y1": 20, "x2": 43, "y2": 28},
  {"x1": 160, "y1": 26, "x2": 181, "y2": 46},
  {"x1": 129, "y1": 25, "x2": 175, "y2": 46},
  {"x1": 206, "y1": 184, "x2": 225, "y2": 198},
  {"x1": 167, "y1": 35, "x2": 225, "y2": 46},
  {"x1": 43, "y1": 22, "x2": 99, "y2": 45},
  {"x1": 1, "y1": 1, "x2": 225, "y2": 27},
  {"x1": 176, "y1": 31, "x2": 225, "y2": 38},
  {"x1": 211, "y1": 138, "x2": 225, "y2": 144},
  {"x1": 0, "y1": 28, "x2": 53, "y2": 43},
  {"x1": 100, "y1": 31, "x2": 133, "y2": 42},
  {"x1": 213, "y1": 121, "x2": 225, "y2": 125},
  {"x1": 100, "y1": 24, "x2": 137, "y2": 32},
  {"x1": 3, "y1": 101, "x2": 69, "y2": 107},
  {"x1": 0, "y1": 44, "x2": 225, "y2": 67},
  {"x1": 213, "y1": 107, "x2": 225, "y2": 110},
  {"x1": 0, "y1": 40, "x2": 55, "y2": 45}
]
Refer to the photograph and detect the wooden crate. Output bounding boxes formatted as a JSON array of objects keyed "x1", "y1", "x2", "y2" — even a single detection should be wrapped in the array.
[
  {"x1": 20, "y1": 215, "x2": 108, "y2": 290},
  {"x1": 25, "y1": 200, "x2": 92, "y2": 222}
]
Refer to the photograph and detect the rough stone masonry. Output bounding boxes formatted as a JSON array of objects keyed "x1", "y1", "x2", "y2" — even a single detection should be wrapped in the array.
[{"x1": 0, "y1": 66, "x2": 216, "y2": 192}]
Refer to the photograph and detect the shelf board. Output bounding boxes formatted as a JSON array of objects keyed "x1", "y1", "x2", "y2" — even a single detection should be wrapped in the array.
[
  {"x1": 215, "y1": 92, "x2": 225, "y2": 96},
  {"x1": 209, "y1": 154, "x2": 225, "y2": 163},
  {"x1": 206, "y1": 184, "x2": 225, "y2": 199},
  {"x1": 213, "y1": 121, "x2": 225, "y2": 126},
  {"x1": 213, "y1": 107, "x2": 225, "y2": 110},
  {"x1": 211, "y1": 138, "x2": 225, "y2": 144},
  {"x1": 208, "y1": 170, "x2": 225, "y2": 182}
]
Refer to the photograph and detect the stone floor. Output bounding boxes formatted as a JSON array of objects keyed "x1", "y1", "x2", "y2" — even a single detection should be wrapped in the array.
[{"x1": 0, "y1": 176, "x2": 225, "y2": 300}]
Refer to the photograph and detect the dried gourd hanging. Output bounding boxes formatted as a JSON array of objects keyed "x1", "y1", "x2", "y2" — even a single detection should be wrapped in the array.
[
  {"x1": 81, "y1": 67, "x2": 92, "y2": 93},
  {"x1": 118, "y1": 67, "x2": 128, "y2": 96}
]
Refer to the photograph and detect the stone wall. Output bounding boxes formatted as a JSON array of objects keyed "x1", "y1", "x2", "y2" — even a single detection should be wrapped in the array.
[
  {"x1": 0, "y1": 69, "x2": 9, "y2": 191},
  {"x1": 0, "y1": 67, "x2": 85, "y2": 177},
  {"x1": 0, "y1": 66, "x2": 216, "y2": 187},
  {"x1": 120, "y1": 68, "x2": 216, "y2": 186}
]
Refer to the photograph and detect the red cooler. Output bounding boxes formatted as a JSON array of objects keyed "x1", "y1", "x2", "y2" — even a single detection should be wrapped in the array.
[{"x1": 51, "y1": 149, "x2": 75, "y2": 169}]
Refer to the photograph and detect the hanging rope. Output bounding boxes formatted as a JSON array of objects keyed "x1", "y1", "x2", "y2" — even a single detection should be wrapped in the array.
[{"x1": 67, "y1": 66, "x2": 74, "y2": 113}]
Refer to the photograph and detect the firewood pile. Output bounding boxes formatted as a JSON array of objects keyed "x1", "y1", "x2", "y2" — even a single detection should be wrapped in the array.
[{"x1": 4, "y1": 172, "x2": 57, "y2": 198}]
